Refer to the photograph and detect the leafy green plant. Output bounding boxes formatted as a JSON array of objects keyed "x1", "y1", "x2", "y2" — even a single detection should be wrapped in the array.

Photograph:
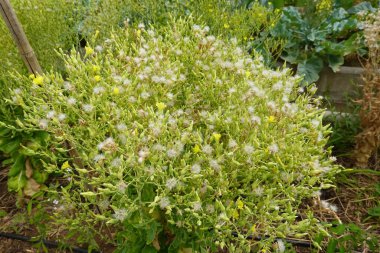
[
  {"x1": 81, "y1": 0, "x2": 284, "y2": 63},
  {"x1": 0, "y1": 0, "x2": 84, "y2": 75},
  {"x1": 367, "y1": 183, "x2": 380, "y2": 218},
  {"x1": 0, "y1": 0, "x2": 87, "y2": 196},
  {"x1": 323, "y1": 111, "x2": 361, "y2": 156},
  {"x1": 270, "y1": 2, "x2": 376, "y2": 83},
  {"x1": 6, "y1": 18, "x2": 339, "y2": 251},
  {"x1": 313, "y1": 222, "x2": 379, "y2": 252}
]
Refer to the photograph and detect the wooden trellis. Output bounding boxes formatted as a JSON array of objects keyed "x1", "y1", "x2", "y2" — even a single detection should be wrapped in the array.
[{"x1": 0, "y1": 0, "x2": 42, "y2": 75}]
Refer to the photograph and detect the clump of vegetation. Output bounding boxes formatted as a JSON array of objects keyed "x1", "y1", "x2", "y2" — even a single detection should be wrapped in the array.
[
  {"x1": 81, "y1": 0, "x2": 284, "y2": 62},
  {"x1": 354, "y1": 7, "x2": 380, "y2": 167},
  {"x1": 4, "y1": 19, "x2": 339, "y2": 251},
  {"x1": 0, "y1": 0, "x2": 83, "y2": 75},
  {"x1": 270, "y1": 1, "x2": 376, "y2": 83}
]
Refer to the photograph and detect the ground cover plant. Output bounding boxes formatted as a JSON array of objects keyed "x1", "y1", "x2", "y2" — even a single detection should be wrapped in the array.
[
  {"x1": 1, "y1": 1, "x2": 380, "y2": 252},
  {"x1": 80, "y1": 0, "x2": 284, "y2": 63},
  {"x1": 2, "y1": 18, "x2": 340, "y2": 252}
]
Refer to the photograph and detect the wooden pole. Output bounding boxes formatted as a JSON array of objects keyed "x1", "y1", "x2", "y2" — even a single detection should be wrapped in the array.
[{"x1": 0, "y1": 0, "x2": 42, "y2": 75}]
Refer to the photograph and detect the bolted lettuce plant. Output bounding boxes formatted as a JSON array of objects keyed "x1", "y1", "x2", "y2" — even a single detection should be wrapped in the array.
[{"x1": 8, "y1": 19, "x2": 338, "y2": 252}]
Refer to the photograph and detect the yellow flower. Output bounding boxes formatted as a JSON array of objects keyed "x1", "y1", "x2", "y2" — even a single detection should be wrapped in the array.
[
  {"x1": 212, "y1": 133, "x2": 221, "y2": 142},
  {"x1": 193, "y1": 144, "x2": 201, "y2": 154},
  {"x1": 245, "y1": 71, "x2": 251, "y2": 78},
  {"x1": 236, "y1": 199, "x2": 244, "y2": 210},
  {"x1": 113, "y1": 87, "x2": 120, "y2": 95},
  {"x1": 92, "y1": 65, "x2": 100, "y2": 73},
  {"x1": 232, "y1": 209, "x2": 239, "y2": 219},
  {"x1": 28, "y1": 74, "x2": 35, "y2": 79},
  {"x1": 223, "y1": 23, "x2": 230, "y2": 29},
  {"x1": 268, "y1": 115, "x2": 276, "y2": 123},
  {"x1": 94, "y1": 75, "x2": 101, "y2": 82},
  {"x1": 32, "y1": 75, "x2": 44, "y2": 85},
  {"x1": 61, "y1": 161, "x2": 71, "y2": 170},
  {"x1": 136, "y1": 29, "x2": 141, "y2": 37},
  {"x1": 156, "y1": 102, "x2": 167, "y2": 111},
  {"x1": 85, "y1": 46, "x2": 94, "y2": 56}
]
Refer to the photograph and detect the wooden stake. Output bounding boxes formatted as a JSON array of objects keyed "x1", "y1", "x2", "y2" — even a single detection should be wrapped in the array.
[{"x1": 0, "y1": 0, "x2": 42, "y2": 75}]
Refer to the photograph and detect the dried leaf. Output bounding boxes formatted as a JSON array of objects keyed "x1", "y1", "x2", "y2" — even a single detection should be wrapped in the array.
[
  {"x1": 23, "y1": 178, "x2": 40, "y2": 196},
  {"x1": 25, "y1": 158, "x2": 33, "y2": 178},
  {"x1": 152, "y1": 236, "x2": 160, "y2": 251}
]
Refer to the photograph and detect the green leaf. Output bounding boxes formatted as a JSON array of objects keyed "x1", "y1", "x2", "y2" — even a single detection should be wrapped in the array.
[
  {"x1": 272, "y1": 0, "x2": 284, "y2": 9},
  {"x1": 328, "y1": 55, "x2": 344, "y2": 72},
  {"x1": 368, "y1": 206, "x2": 380, "y2": 217},
  {"x1": 142, "y1": 245, "x2": 157, "y2": 253},
  {"x1": 297, "y1": 56, "x2": 323, "y2": 84},
  {"x1": 8, "y1": 155, "x2": 26, "y2": 177},
  {"x1": 0, "y1": 210, "x2": 7, "y2": 218},
  {"x1": 0, "y1": 137, "x2": 21, "y2": 154},
  {"x1": 331, "y1": 224, "x2": 346, "y2": 235},
  {"x1": 19, "y1": 145, "x2": 38, "y2": 156},
  {"x1": 348, "y1": 2, "x2": 376, "y2": 14},
  {"x1": 327, "y1": 239, "x2": 337, "y2": 253},
  {"x1": 146, "y1": 223, "x2": 157, "y2": 245},
  {"x1": 347, "y1": 223, "x2": 361, "y2": 232},
  {"x1": 375, "y1": 183, "x2": 380, "y2": 195},
  {"x1": 141, "y1": 184, "x2": 156, "y2": 202},
  {"x1": 32, "y1": 169, "x2": 48, "y2": 184},
  {"x1": 146, "y1": 222, "x2": 161, "y2": 245},
  {"x1": 33, "y1": 131, "x2": 50, "y2": 144},
  {"x1": 8, "y1": 171, "x2": 27, "y2": 192},
  {"x1": 0, "y1": 127, "x2": 11, "y2": 137},
  {"x1": 281, "y1": 51, "x2": 299, "y2": 64},
  {"x1": 2, "y1": 158, "x2": 14, "y2": 165},
  {"x1": 342, "y1": 33, "x2": 360, "y2": 55}
]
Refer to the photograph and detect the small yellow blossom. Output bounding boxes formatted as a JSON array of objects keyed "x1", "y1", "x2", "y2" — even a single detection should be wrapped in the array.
[
  {"x1": 113, "y1": 87, "x2": 120, "y2": 95},
  {"x1": 32, "y1": 75, "x2": 44, "y2": 85},
  {"x1": 61, "y1": 161, "x2": 71, "y2": 170},
  {"x1": 212, "y1": 133, "x2": 221, "y2": 142},
  {"x1": 245, "y1": 71, "x2": 251, "y2": 78},
  {"x1": 232, "y1": 209, "x2": 239, "y2": 219},
  {"x1": 156, "y1": 102, "x2": 167, "y2": 111},
  {"x1": 92, "y1": 65, "x2": 100, "y2": 73},
  {"x1": 28, "y1": 74, "x2": 35, "y2": 79},
  {"x1": 94, "y1": 75, "x2": 101, "y2": 82},
  {"x1": 223, "y1": 23, "x2": 230, "y2": 29},
  {"x1": 193, "y1": 144, "x2": 201, "y2": 154},
  {"x1": 268, "y1": 115, "x2": 276, "y2": 123},
  {"x1": 85, "y1": 46, "x2": 94, "y2": 56},
  {"x1": 236, "y1": 199, "x2": 244, "y2": 210},
  {"x1": 136, "y1": 29, "x2": 141, "y2": 37}
]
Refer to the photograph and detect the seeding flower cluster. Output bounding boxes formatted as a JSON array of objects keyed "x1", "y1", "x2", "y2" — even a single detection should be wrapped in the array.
[{"x1": 10, "y1": 20, "x2": 337, "y2": 251}]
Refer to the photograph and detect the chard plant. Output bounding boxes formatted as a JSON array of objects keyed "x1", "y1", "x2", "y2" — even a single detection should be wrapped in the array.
[{"x1": 7, "y1": 19, "x2": 338, "y2": 252}]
